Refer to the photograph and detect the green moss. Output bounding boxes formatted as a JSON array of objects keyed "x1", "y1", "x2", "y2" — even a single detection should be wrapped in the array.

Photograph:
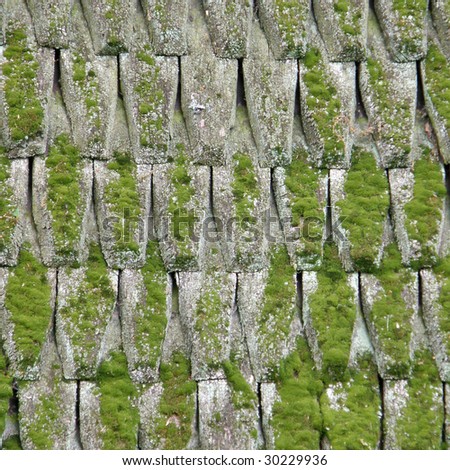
[
  {"x1": 46, "y1": 134, "x2": 83, "y2": 262},
  {"x1": 273, "y1": 0, "x2": 308, "y2": 57},
  {"x1": 433, "y1": 255, "x2": 450, "y2": 358},
  {"x1": 2, "y1": 435, "x2": 22, "y2": 450},
  {"x1": 0, "y1": 346, "x2": 13, "y2": 438},
  {"x1": 97, "y1": 351, "x2": 139, "y2": 450},
  {"x1": 395, "y1": 349, "x2": 443, "y2": 449},
  {"x1": 194, "y1": 272, "x2": 229, "y2": 369},
  {"x1": 59, "y1": 244, "x2": 115, "y2": 377},
  {"x1": 333, "y1": 0, "x2": 361, "y2": 37},
  {"x1": 223, "y1": 357, "x2": 257, "y2": 410},
  {"x1": 308, "y1": 244, "x2": 356, "y2": 381},
  {"x1": 404, "y1": 148, "x2": 446, "y2": 269},
  {"x1": 104, "y1": 152, "x2": 141, "y2": 256},
  {"x1": 72, "y1": 53, "x2": 101, "y2": 132},
  {"x1": 168, "y1": 145, "x2": 196, "y2": 267},
  {"x1": 370, "y1": 243, "x2": 415, "y2": 377},
  {"x1": 0, "y1": 151, "x2": 18, "y2": 253},
  {"x1": 231, "y1": 152, "x2": 260, "y2": 233},
  {"x1": 134, "y1": 49, "x2": 166, "y2": 153},
  {"x1": 392, "y1": 0, "x2": 427, "y2": 56},
  {"x1": 271, "y1": 337, "x2": 323, "y2": 450},
  {"x1": 425, "y1": 43, "x2": 450, "y2": 132},
  {"x1": 336, "y1": 148, "x2": 390, "y2": 271},
  {"x1": 258, "y1": 245, "x2": 297, "y2": 375},
  {"x1": 4, "y1": 245, "x2": 52, "y2": 371},
  {"x1": 303, "y1": 48, "x2": 345, "y2": 166},
  {"x1": 2, "y1": 27, "x2": 43, "y2": 143},
  {"x1": 134, "y1": 241, "x2": 167, "y2": 369},
  {"x1": 320, "y1": 355, "x2": 381, "y2": 449},
  {"x1": 284, "y1": 149, "x2": 326, "y2": 265},
  {"x1": 25, "y1": 368, "x2": 66, "y2": 449},
  {"x1": 149, "y1": 352, "x2": 196, "y2": 449},
  {"x1": 366, "y1": 56, "x2": 412, "y2": 162}
]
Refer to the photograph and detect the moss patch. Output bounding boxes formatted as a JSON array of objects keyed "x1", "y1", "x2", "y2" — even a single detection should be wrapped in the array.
[
  {"x1": 134, "y1": 240, "x2": 167, "y2": 369},
  {"x1": 231, "y1": 152, "x2": 260, "y2": 233},
  {"x1": 272, "y1": 0, "x2": 308, "y2": 57},
  {"x1": 433, "y1": 256, "x2": 450, "y2": 358},
  {"x1": 0, "y1": 345, "x2": 13, "y2": 438},
  {"x1": 25, "y1": 366, "x2": 66, "y2": 449},
  {"x1": 0, "y1": 151, "x2": 18, "y2": 253},
  {"x1": 258, "y1": 245, "x2": 297, "y2": 375},
  {"x1": 2, "y1": 27, "x2": 43, "y2": 143},
  {"x1": 395, "y1": 348, "x2": 443, "y2": 449},
  {"x1": 333, "y1": 0, "x2": 362, "y2": 37},
  {"x1": 320, "y1": 354, "x2": 381, "y2": 449},
  {"x1": 302, "y1": 48, "x2": 345, "y2": 166},
  {"x1": 370, "y1": 243, "x2": 415, "y2": 377},
  {"x1": 424, "y1": 42, "x2": 450, "y2": 133},
  {"x1": 336, "y1": 148, "x2": 389, "y2": 271},
  {"x1": 404, "y1": 148, "x2": 446, "y2": 269},
  {"x1": 2, "y1": 435, "x2": 22, "y2": 450},
  {"x1": 59, "y1": 244, "x2": 115, "y2": 378},
  {"x1": 46, "y1": 134, "x2": 83, "y2": 262},
  {"x1": 284, "y1": 149, "x2": 325, "y2": 265},
  {"x1": 308, "y1": 244, "x2": 356, "y2": 381},
  {"x1": 97, "y1": 351, "x2": 139, "y2": 450},
  {"x1": 148, "y1": 353, "x2": 196, "y2": 449},
  {"x1": 104, "y1": 152, "x2": 141, "y2": 256},
  {"x1": 4, "y1": 245, "x2": 52, "y2": 371},
  {"x1": 223, "y1": 357, "x2": 257, "y2": 410},
  {"x1": 194, "y1": 272, "x2": 230, "y2": 369},
  {"x1": 392, "y1": 0, "x2": 427, "y2": 56},
  {"x1": 168, "y1": 145, "x2": 196, "y2": 268},
  {"x1": 366, "y1": 56, "x2": 412, "y2": 163},
  {"x1": 271, "y1": 337, "x2": 323, "y2": 450},
  {"x1": 134, "y1": 49, "x2": 165, "y2": 153}
]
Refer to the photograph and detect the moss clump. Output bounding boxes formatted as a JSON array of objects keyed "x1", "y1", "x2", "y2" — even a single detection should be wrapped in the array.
[
  {"x1": 4, "y1": 245, "x2": 52, "y2": 370},
  {"x1": 395, "y1": 349, "x2": 443, "y2": 449},
  {"x1": 366, "y1": 56, "x2": 412, "y2": 162},
  {"x1": 336, "y1": 148, "x2": 389, "y2": 271},
  {"x1": 320, "y1": 355, "x2": 381, "y2": 449},
  {"x1": 97, "y1": 351, "x2": 139, "y2": 450},
  {"x1": 302, "y1": 48, "x2": 345, "y2": 166},
  {"x1": 0, "y1": 151, "x2": 18, "y2": 252},
  {"x1": 149, "y1": 353, "x2": 196, "y2": 449},
  {"x1": 134, "y1": 241, "x2": 167, "y2": 369},
  {"x1": 272, "y1": 0, "x2": 308, "y2": 57},
  {"x1": 46, "y1": 134, "x2": 83, "y2": 262},
  {"x1": 370, "y1": 243, "x2": 414, "y2": 377},
  {"x1": 104, "y1": 152, "x2": 141, "y2": 256},
  {"x1": 271, "y1": 337, "x2": 323, "y2": 450},
  {"x1": 333, "y1": 0, "x2": 362, "y2": 37},
  {"x1": 425, "y1": 43, "x2": 450, "y2": 133},
  {"x1": 308, "y1": 244, "x2": 356, "y2": 381},
  {"x1": 2, "y1": 27, "x2": 43, "y2": 143},
  {"x1": 59, "y1": 244, "x2": 115, "y2": 377},
  {"x1": 168, "y1": 146, "x2": 196, "y2": 267},
  {"x1": 392, "y1": 0, "x2": 427, "y2": 56},
  {"x1": 231, "y1": 152, "x2": 260, "y2": 233},
  {"x1": 258, "y1": 245, "x2": 297, "y2": 375},
  {"x1": 26, "y1": 367, "x2": 66, "y2": 449},
  {"x1": 404, "y1": 148, "x2": 446, "y2": 269},
  {"x1": 0, "y1": 346, "x2": 13, "y2": 438},
  {"x1": 72, "y1": 53, "x2": 101, "y2": 132},
  {"x1": 2, "y1": 435, "x2": 22, "y2": 450},
  {"x1": 284, "y1": 149, "x2": 325, "y2": 265},
  {"x1": 433, "y1": 256, "x2": 450, "y2": 357},
  {"x1": 134, "y1": 49, "x2": 165, "y2": 153},
  {"x1": 194, "y1": 272, "x2": 229, "y2": 369},
  {"x1": 223, "y1": 357, "x2": 257, "y2": 410}
]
